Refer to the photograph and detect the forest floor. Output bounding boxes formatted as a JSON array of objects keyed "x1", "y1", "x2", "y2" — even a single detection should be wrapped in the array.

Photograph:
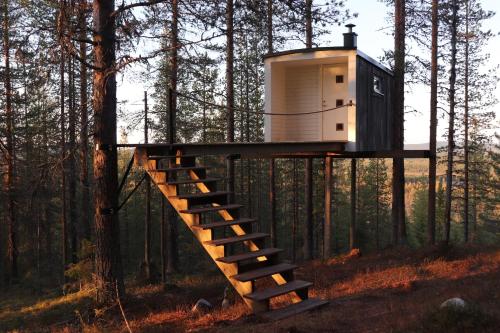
[{"x1": 1, "y1": 244, "x2": 499, "y2": 333}]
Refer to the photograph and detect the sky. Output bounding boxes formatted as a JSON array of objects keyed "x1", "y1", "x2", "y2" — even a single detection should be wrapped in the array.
[{"x1": 117, "y1": 0, "x2": 500, "y2": 145}]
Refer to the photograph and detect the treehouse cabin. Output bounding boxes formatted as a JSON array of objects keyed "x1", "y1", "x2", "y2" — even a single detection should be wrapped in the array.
[{"x1": 264, "y1": 24, "x2": 394, "y2": 151}]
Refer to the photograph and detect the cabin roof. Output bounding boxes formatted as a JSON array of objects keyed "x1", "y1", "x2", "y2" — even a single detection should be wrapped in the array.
[{"x1": 264, "y1": 47, "x2": 393, "y2": 76}]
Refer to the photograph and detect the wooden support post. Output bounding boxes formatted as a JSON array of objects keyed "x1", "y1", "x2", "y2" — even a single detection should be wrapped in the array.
[
  {"x1": 269, "y1": 158, "x2": 277, "y2": 248},
  {"x1": 160, "y1": 197, "x2": 166, "y2": 283},
  {"x1": 350, "y1": 158, "x2": 357, "y2": 250},
  {"x1": 168, "y1": 88, "x2": 175, "y2": 145},
  {"x1": 324, "y1": 157, "x2": 332, "y2": 259},
  {"x1": 304, "y1": 157, "x2": 313, "y2": 260}
]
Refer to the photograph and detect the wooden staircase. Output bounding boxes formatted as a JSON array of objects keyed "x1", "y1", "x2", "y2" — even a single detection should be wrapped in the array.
[{"x1": 135, "y1": 149, "x2": 328, "y2": 320}]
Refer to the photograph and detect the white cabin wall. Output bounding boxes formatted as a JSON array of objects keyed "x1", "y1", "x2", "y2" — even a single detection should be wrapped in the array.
[
  {"x1": 264, "y1": 50, "x2": 358, "y2": 143},
  {"x1": 265, "y1": 63, "x2": 287, "y2": 141},
  {"x1": 347, "y1": 53, "x2": 357, "y2": 141},
  {"x1": 284, "y1": 65, "x2": 320, "y2": 141}
]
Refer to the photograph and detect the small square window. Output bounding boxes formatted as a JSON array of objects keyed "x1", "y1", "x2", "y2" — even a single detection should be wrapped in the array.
[
  {"x1": 373, "y1": 75, "x2": 383, "y2": 95},
  {"x1": 336, "y1": 75, "x2": 344, "y2": 83},
  {"x1": 336, "y1": 99, "x2": 344, "y2": 107},
  {"x1": 336, "y1": 123, "x2": 344, "y2": 131}
]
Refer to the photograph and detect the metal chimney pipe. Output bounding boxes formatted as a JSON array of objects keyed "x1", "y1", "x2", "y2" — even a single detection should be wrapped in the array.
[{"x1": 343, "y1": 24, "x2": 357, "y2": 48}]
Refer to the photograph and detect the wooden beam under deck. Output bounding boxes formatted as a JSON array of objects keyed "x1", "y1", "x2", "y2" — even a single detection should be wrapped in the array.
[{"x1": 122, "y1": 141, "x2": 430, "y2": 160}]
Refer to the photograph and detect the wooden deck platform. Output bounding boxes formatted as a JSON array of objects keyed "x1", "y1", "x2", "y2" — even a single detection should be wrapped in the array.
[{"x1": 118, "y1": 141, "x2": 430, "y2": 159}]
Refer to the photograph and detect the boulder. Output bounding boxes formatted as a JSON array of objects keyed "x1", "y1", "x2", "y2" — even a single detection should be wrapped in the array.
[
  {"x1": 440, "y1": 297, "x2": 467, "y2": 309},
  {"x1": 192, "y1": 298, "x2": 213, "y2": 314}
]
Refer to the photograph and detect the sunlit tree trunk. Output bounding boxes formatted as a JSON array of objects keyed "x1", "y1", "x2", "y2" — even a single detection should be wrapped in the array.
[
  {"x1": 3, "y1": 0, "x2": 18, "y2": 283},
  {"x1": 427, "y1": 0, "x2": 438, "y2": 245},
  {"x1": 93, "y1": 0, "x2": 124, "y2": 303},
  {"x1": 444, "y1": 0, "x2": 458, "y2": 244},
  {"x1": 392, "y1": 0, "x2": 407, "y2": 245}
]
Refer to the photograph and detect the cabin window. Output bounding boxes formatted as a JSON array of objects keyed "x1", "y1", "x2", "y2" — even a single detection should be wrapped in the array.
[
  {"x1": 336, "y1": 99, "x2": 344, "y2": 107},
  {"x1": 336, "y1": 75, "x2": 344, "y2": 83},
  {"x1": 336, "y1": 123, "x2": 344, "y2": 131},
  {"x1": 373, "y1": 75, "x2": 383, "y2": 95}
]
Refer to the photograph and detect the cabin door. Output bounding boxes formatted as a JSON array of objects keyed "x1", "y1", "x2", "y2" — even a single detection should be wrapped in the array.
[{"x1": 322, "y1": 65, "x2": 349, "y2": 140}]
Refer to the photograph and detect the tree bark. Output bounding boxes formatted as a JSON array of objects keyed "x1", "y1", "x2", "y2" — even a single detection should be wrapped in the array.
[
  {"x1": 68, "y1": 55, "x2": 78, "y2": 264},
  {"x1": 226, "y1": 0, "x2": 235, "y2": 204},
  {"x1": 92, "y1": 0, "x2": 124, "y2": 303},
  {"x1": 143, "y1": 91, "x2": 152, "y2": 280},
  {"x1": 305, "y1": 0, "x2": 313, "y2": 48},
  {"x1": 444, "y1": 0, "x2": 458, "y2": 244},
  {"x1": 427, "y1": 0, "x2": 438, "y2": 245},
  {"x1": 2, "y1": 0, "x2": 18, "y2": 283},
  {"x1": 463, "y1": 0, "x2": 470, "y2": 243},
  {"x1": 266, "y1": 2, "x2": 276, "y2": 247},
  {"x1": 59, "y1": 0, "x2": 68, "y2": 275},
  {"x1": 392, "y1": 0, "x2": 407, "y2": 245},
  {"x1": 165, "y1": 0, "x2": 179, "y2": 273},
  {"x1": 79, "y1": 0, "x2": 91, "y2": 241}
]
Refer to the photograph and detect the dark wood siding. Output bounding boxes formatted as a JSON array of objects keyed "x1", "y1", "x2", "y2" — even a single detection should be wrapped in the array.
[{"x1": 355, "y1": 56, "x2": 394, "y2": 151}]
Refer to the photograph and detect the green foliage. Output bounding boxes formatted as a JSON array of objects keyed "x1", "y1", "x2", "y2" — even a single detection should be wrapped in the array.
[
  {"x1": 64, "y1": 239, "x2": 94, "y2": 284},
  {"x1": 409, "y1": 185, "x2": 428, "y2": 248}
]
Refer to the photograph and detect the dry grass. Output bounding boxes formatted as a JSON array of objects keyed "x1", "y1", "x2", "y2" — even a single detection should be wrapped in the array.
[{"x1": 1, "y1": 245, "x2": 499, "y2": 333}]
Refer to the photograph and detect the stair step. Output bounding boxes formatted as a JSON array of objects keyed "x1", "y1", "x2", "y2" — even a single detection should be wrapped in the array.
[
  {"x1": 232, "y1": 263, "x2": 297, "y2": 282},
  {"x1": 216, "y1": 248, "x2": 283, "y2": 264},
  {"x1": 151, "y1": 166, "x2": 208, "y2": 172},
  {"x1": 192, "y1": 218, "x2": 255, "y2": 230},
  {"x1": 175, "y1": 191, "x2": 229, "y2": 200},
  {"x1": 244, "y1": 280, "x2": 312, "y2": 301},
  {"x1": 205, "y1": 233, "x2": 268, "y2": 246},
  {"x1": 180, "y1": 204, "x2": 243, "y2": 214},
  {"x1": 261, "y1": 298, "x2": 328, "y2": 321},
  {"x1": 159, "y1": 177, "x2": 220, "y2": 185}
]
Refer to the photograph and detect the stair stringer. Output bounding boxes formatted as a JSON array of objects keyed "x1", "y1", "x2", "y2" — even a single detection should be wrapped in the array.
[
  {"x1": 134, "y1": 149, "x2": 304, "y2": 313},
  {"x1": 141, "y1": 158, "x2": 267, "y2": 312}
]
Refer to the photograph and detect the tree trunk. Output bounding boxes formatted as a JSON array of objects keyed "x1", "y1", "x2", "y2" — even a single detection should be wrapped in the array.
[
  {"x1": 92, "y1": 0, "x2": 124, "y2": 303},
  {"x1": 267, "y1": 0, "x2": 277, "y2": 248},
  {"x1": 143, "y1": 91, "x2": 152, "y2": 280},
  {"x1": 68, "y1": 55, "x2": 78, "y2": 263},
  {"x1": 445, "y1": 0, "x2": 458, "y2": 244},
  {"x1": 165, "y1": 0, "x2": 179, "y2": 274},
  {"x1": 226, "y1": 0, "x2": 235, "y2": 204},
  {"x1": 350, "y1": 159, "x2": 357, "y2": 250},
  {"x1": 392, "y1": 0, "x2": 407, "y2": 246},
  {"x1": 79, "y1": 0, "x2": 91, "y2": 241},
  {"x1": 463, "y1": 0, "x2": 470, "y2": 243},
  {"x1": 59, "y1": 3, "x2": 68, "y2": 275},
  {"x1": 427, "y1": 0, "x2": 438, "y2": 245},
  {"x1": 2, "y1": 0, "x2": 18, "y2": 283},
  {"x1": 305, "y1": 0, "x2": 313, "y2": 48}
]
